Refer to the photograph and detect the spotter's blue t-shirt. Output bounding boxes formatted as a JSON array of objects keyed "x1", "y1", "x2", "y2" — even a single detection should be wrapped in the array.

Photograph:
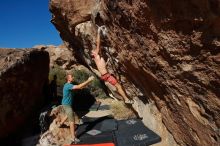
[{"x1": 62, "y1": 83, "x2": 75, "y2": 105}]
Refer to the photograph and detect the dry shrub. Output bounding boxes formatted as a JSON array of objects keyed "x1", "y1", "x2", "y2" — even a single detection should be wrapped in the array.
[{"x1": 97, "y1": 98, "x2": 136, "y2": 120}]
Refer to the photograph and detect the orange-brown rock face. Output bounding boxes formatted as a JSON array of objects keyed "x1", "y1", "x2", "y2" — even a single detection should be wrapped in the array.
[
  {"x1": 0, "y1": 49, "x2": 49, "y2": 138},
  {"x1": 49, "y1": 0, "x2": 220, "y2": 145}
]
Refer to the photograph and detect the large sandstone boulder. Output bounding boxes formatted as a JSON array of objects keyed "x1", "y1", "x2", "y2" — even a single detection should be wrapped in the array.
[
  {"x1": 0, "y1": 48, "x2": 49, "y2": 138},
  {"x1": 33, "y1": 45, "x2": 77, "y2": 69},
  {"x1": 38, "y1": 105, "x2": 72, "y2": 146},
  {"x1": 49, "y1": 0, "x2": 220, "y2": 146}
]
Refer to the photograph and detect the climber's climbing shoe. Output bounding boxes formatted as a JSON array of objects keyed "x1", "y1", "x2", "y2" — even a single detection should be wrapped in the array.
[{"x1": 124, "y1": 99, "x2": 134, "y2": 104}]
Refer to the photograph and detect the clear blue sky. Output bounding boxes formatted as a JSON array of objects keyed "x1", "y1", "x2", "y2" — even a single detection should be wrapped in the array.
[{"x1": 0, "y1": 0, "x2": 62, "y2": 48}]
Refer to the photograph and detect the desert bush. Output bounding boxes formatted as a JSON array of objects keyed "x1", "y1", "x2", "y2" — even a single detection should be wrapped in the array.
[
  {"x1": 73, "y1": 69, "x2": 106, "y2": 98},
  {"x1": 98, "y1": 98, "x2": 137, "y2": 120},
  {"x1": 49, "y1": 66, "x2": 107, "y2": 98},
  {"x1": 111, "y1": 100, "x2": 136, "y2": 120},
  {"x1": 49, "y1": 65, "x2": 66, "y2": 86}
]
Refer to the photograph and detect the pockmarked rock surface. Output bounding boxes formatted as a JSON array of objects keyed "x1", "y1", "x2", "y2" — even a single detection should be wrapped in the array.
[
  {"x1": 0, "y1": 48, "x2": 49, "y2": 138},
  {"x1": 38, "y1": 106, "x2": 72, "y2": 146},
  {"x1": 49, "y1": 0, "x2": 220, "y2": 145}
]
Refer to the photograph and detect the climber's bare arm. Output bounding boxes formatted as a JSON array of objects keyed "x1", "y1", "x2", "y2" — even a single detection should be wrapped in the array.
[{"x1": 94, "y1": 29, "x2": 101, "y2": 55}]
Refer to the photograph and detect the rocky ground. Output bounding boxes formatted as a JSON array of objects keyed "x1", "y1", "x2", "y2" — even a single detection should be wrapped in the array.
[{"x1": 37, "y1": 98, "x2": 136, "y2": 146}]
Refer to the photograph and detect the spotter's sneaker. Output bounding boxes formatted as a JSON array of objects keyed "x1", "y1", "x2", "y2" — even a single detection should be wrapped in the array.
[{"x1": 71, "y1": 138, "x2": 80, "y2": 144}]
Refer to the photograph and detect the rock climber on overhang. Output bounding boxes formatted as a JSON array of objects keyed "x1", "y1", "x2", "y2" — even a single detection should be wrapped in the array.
[{"x1": 91, "y1": 26, "x2": 133, "y2": 104}]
